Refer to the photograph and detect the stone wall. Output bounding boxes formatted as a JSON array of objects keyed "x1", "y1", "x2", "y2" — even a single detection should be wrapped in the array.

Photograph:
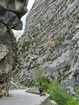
[
  {"x1": 16, "y1": 0, "x2": 79, "y2": 94},
  {"x1": 0, "y1": 0, "x2": 28, "y2": 98},
  {"x1": 36, "y1": 94, "x2": 51, "y2": 105}
]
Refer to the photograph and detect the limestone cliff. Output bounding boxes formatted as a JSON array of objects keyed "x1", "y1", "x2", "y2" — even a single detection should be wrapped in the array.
[
  {"x1": 0, "y1": 0, "x2": 28, "y2": 97},
  {"x1": 16, "y1": 0, "x2": 79, "y2": 94}
]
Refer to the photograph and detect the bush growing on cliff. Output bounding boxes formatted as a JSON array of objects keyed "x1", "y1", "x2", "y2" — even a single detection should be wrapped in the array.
[
  {"x1": 46, "y1": 81, "x2": 70, "y2": 105},
  {"x1": 34, "y1": 66, "x2": 50, "y2": 90},
  {"x1": 46, "y1": 82, "x2": 79, "y2": 105},
  {"x1": 34, "y1": 66, "x2": 79, "y2": 105},
  {"x1": 67, "y1": 98, "x2": 79, "y2": 105}
]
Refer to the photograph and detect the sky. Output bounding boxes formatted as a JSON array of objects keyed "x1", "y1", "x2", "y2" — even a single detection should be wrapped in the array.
[{"x1": 13, "y1": 0, "x2": 35, "y2": 40}]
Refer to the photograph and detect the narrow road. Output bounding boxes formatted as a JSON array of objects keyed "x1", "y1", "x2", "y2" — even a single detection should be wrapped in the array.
[{"x1": 0, "y1": 90, "x2": 44, "y2": 105}]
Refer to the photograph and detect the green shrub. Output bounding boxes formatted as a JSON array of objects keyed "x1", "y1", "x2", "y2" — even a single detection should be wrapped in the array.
[
  {"x1": 46, "y1": 81, "x2": 71, "y2": 105},
  {"x1": 34, "y1": 67, "x2": 79, "y2": 105},
  {"x1": 34, "y1": 66, "x2": 51, "y2": 91},
  {"x1": 67, "y1": 98, "x2": 79, "y2": 105},
  {"x1": 34, "y1": 75, "x2": 50, "y2": 90},
  {"x1": 75, "y1": 86, "x2": 79, "y2": 95}
]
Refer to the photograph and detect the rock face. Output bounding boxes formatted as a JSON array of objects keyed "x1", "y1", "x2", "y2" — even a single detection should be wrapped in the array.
[
  {"x1": 0, "y1": 0, "x2": 28, "y2": 97},
  {"x1": 16, "y1": 0, "x2": 79, "y2": 94}
]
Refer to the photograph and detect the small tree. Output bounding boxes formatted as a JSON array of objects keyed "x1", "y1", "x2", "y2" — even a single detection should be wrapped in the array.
[{"x1": 34, "y1": 66, "x2": 50, "y2": 90}]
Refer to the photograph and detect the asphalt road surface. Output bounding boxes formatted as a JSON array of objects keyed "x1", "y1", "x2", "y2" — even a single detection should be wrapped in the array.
[{"x1": 0, "y1": 90, "x2": 44, "y2": 105}]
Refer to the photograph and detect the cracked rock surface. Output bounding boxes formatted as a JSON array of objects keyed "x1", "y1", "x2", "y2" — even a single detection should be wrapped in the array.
[
  {"x1": 0, "y1": 0, "x2": 28, "y2": 98},
  {"x1": 16, "y1": 0, "x2": 79, "y2": 94}
]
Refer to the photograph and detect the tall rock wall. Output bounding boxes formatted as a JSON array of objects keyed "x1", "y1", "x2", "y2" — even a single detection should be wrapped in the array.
[
  {"x1": 0, "y1": 0, "x2": 28, "y2": 98},
  {"x1": 17, "y1": 0, "x2": 79, "y2": 94}
]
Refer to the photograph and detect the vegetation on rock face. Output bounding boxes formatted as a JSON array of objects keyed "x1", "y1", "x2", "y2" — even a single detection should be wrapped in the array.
[
  {"x1": 11, "y1": 77, "x2": 26, "y2": 89},
  {"x1": 34, "y1": 68, "x2": 79, "y2": 105},
  {"x1": 15, "y1": 0, "x2": 79, "y2": 92},
  {"x1": 14, "y1": 1, "x2": 79, "y2": 105}
]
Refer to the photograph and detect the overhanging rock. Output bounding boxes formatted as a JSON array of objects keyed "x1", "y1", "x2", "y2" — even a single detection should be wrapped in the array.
[{"x1": 0, "y1": 0, "x2": 28, "y2": 98}]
